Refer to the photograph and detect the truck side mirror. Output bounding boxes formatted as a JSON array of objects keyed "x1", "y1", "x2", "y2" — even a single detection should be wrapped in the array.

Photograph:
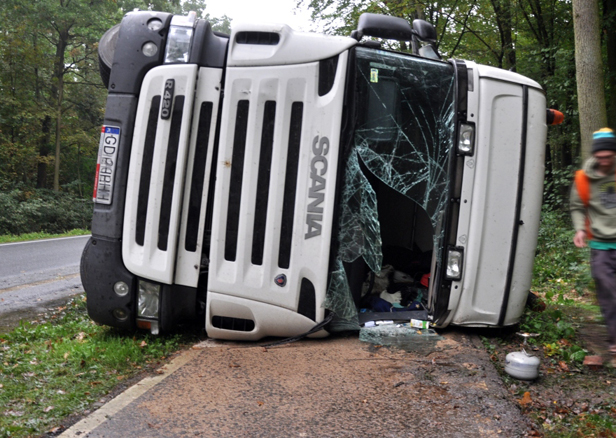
[
  {"x1": 351, "y1": 14, "x2": 440, "y2": 60},
  {"x1": 352, "y1": 13, "x2": 414, "y2": 42},
  {"x1": 412, "y1": 19, "x2": 437, "y2": 43},
  {"x1": 412, "y1": 19, "x2": 440, "y2": 60}
]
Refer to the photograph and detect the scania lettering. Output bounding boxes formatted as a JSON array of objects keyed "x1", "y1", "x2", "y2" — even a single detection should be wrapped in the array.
[
  {"x1": 306, "y1": 135, "x2": 329, "y2": 239},
  {"x1": 81, "y1": 11, "x2": 562, "y2": 340}
]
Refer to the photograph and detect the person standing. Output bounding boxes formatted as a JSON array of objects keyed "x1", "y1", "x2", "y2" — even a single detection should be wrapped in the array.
[{"x1": 570, "y1": 127, "x2": 616, "y2": 366}]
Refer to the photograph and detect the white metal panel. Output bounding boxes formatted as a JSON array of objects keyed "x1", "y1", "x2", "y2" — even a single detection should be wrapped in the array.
[
  {"x1": 123, "y1": 64, "x2": 198, "y2": 284},
  {"x1": 500, "y1": 87, "x2": 546, "y2": 325},
  {"x1": 227, "y1": 22, "x2": 356, "y2": 67},
  {"x1": 475, "y1": 63, "x2": 542, "y2": 90},
  {"x1": 436, "y1": 62, "x2": 481, "y2": 325},
  {"x1": 207, "y1": 292, "x2": 328, "y2": 341},
  {"x1": 174, "y1": 67, "x2": 223, "y2": 287},
  {"x1": 450, "y1": 78, "x2": 524, "y2": 324},
  {"x1": 206, "y1": 52, "x2": 349, "y2": 339}
]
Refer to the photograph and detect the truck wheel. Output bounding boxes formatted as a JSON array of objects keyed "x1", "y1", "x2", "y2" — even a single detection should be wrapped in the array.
[{"x1": 98, "y1": 24, "x2": 120, "y2": 89}]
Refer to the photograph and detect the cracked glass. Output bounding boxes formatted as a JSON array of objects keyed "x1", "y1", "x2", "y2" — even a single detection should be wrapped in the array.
[{"x1": 325, "y1": 47, "x2": 456, "y2": 331}]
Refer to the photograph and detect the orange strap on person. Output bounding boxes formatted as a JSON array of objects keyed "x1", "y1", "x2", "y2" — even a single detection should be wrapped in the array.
[{"x1": 574, "y1": 170, "x2": 593, "y2": 239}]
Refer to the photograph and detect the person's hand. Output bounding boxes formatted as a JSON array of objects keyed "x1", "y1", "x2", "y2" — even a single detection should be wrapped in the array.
[{"x1": 573, "y1": 230, "x2": 587, "y2": 248}]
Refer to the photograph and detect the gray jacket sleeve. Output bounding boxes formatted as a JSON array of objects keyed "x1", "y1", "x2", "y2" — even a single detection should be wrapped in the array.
[{"x1": 569, "y1": 181, "x2": 587, "y2": 232}]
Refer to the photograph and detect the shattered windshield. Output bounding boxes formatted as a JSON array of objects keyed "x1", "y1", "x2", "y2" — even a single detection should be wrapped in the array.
[{"x1": 325, "y1": 47, "x2": 456, "y2": 331}]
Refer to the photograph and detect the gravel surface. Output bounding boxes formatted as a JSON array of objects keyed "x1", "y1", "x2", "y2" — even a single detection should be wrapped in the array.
[{"x1": 80, "y1": 331, "x2": 531, "y2": 437}]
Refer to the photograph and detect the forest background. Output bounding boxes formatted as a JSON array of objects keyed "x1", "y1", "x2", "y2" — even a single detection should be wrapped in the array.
[{"x1": 0, "y1": 0, "x2": 614, "y2": 235}]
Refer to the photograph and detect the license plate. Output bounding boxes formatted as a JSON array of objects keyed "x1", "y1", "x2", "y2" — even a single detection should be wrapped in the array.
[{"x1": 93, "y1": 126, "x2": 120, "y2": 205}]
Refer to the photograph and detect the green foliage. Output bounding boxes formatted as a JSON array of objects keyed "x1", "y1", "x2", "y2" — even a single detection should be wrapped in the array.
[
  {"x1": 520, "y1": 306, "x2": 587, "y2": 363},
  {"x1": 0, "y1": 189, "x2": 93, "y2": 235},
  {"x1": 0, "y1": 229, "x2": 90, "y2": 244},
  {"x1": 542, "y1": 165, "x2": 578, "y2": 213},
  {"x1": 532, "y1": 208, "x2": 591, "y2": 297},
  {"x1": 0, "y1": 295, "x2": 197, "y2": 438}
]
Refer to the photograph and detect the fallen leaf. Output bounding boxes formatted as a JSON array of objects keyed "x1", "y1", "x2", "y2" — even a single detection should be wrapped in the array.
[
  {"x1": 229, "y1": 363, "x2": 240, "y2": 368},
  {"x1": 558, "y1": 361, "x2": 569, "y2": 372},
  {"x1": 6, "y1": 410, "x2": 24, "y2": 417},
  {"x1": 64, "y1": 352, "x2": 70, "y2": 359},
  {"x1": 48, "y1": 427, "x2": 62, "y2": 433},
  {"x1": 57, "y1": 390, "x2": 66, "y2": 394},
  {"x1": 43, "y1": 406, "x2": 54, "y2": 412},
  {"x1": 257, "y1": 401, "x2": 264, "y2": 406},
  {"x1": 519, "y1": 391, "x2": 532, "y2": 407},
  {"x1": 140, "y1": 341, "x2": 147, "y2": 348}
]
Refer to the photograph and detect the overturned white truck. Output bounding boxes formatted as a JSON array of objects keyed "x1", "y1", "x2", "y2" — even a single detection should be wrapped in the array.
[{"x1": 82, "y1": 11, "x2": 554, "y2": 340}]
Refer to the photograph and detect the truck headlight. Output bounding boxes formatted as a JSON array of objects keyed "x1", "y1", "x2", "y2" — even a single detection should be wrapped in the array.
[
  {"x1": 138, "y1": 280, "x2": 160, "y2": 319},
  {"x1": 164, "y1": 12, "x2": 196, "y2": 64},
  {"x1": 445, "y1": 248, "x2": 463, "y2": 280},
  {"x1": 457, "y1": 123, "x2": 475, "y2": 156}
]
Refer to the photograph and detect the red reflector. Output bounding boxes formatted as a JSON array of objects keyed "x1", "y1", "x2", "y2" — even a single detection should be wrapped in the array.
[
  {"x1": 136, "y1": 320, "x2": 152, "y2": 330},
  {"x1": 92, "y1": 163, "x2": 100, "y2": 201},
  {"x1": 546, "y1": 109, "x2": 564, "y2": 125}
]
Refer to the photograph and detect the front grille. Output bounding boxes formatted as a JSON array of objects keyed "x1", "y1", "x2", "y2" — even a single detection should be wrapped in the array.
[{"x1": 122, "y1": 64, "x2": 200, "y2": 285}]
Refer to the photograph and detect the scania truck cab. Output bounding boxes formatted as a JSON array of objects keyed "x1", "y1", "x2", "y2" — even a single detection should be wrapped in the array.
[{"x1": 81, "y1": 11, "x2": 550, "y2": 340}]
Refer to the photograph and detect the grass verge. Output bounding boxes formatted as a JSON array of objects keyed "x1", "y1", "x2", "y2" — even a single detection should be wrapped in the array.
[
  {"x1": 0, "y1": 295, "x2": 199, "y2": 437},
  {"x1": 483, "y1": 208, "x2": 616, "y2": 437},
  {"x1": 0, "y1": 229, "x2": 90, "y2": 244}
]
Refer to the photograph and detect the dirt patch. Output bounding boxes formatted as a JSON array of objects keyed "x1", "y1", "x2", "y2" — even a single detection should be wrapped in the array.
[{"x1": 80, "y1": 331, "x2": 531, "y2": 437}]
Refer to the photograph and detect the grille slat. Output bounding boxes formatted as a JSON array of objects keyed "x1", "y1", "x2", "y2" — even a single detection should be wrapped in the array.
[
  {"x1": 158, "y1": 95, "x2": 185, "y2": 251},
  {"x1": 251, "y1": 101, "x2": 276, "y2": 266},
  {"x1": 185, "y1": 102, "x2": 214, "y2": 252},
  {"x1": 225, "y1": 100, "x2": 250, "y2": 261},
  {"x1": 136, "y1": 96, "x2": 161, "y2": 246},
  {"x1": 278, "y1": 102, "x2": 304, "y2": 269}
]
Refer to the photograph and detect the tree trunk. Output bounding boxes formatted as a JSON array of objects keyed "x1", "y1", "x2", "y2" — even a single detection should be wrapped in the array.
[
  {"x1": 572, "y1": 0, "x2": 608, "y2": 158},
  {"x1": 491, "y1": 0, "x2": 516, "y2": 71},
  {"x1": 37, "y1": 116, "x2": 51, "y2": 189},
  {"x1": 52, "y1": 29, "x2": 69, "y2": 192},
  {"x1": 605, "y1": 0, "x2": 616, "y2": 128}
]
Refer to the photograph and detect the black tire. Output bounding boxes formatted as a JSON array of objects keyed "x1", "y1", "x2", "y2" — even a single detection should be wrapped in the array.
[{"x1": 98, "y1": 24, "x2": 120, "y2": 89}]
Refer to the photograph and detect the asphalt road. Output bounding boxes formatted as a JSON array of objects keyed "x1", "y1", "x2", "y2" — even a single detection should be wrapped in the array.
[{"x1": 0, "y1": 235, "x2": 89, "y2": 325}]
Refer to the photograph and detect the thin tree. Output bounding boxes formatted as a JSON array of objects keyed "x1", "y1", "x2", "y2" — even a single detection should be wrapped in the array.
[{"x1": 572, "y1": 0, "x2": 607, "y2": 158}]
